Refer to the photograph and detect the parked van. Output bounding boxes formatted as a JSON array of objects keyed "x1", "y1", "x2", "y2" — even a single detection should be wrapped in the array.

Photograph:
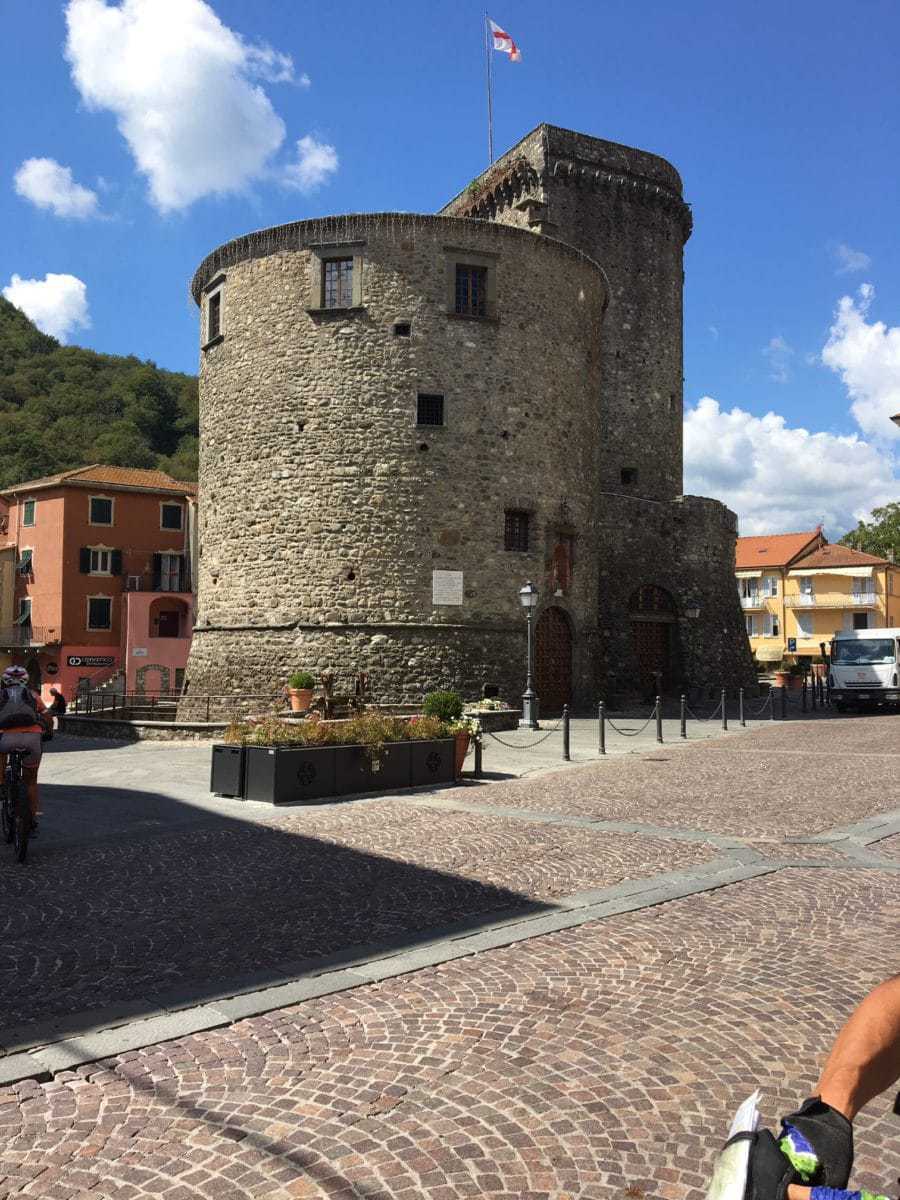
[{"x1": 829, "y1": 628, "x2": 900, "y2": 711}]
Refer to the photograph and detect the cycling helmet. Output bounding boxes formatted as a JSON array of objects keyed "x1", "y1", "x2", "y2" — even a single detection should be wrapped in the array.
[{"x1": 1, "y1": 666, "x2": 29, "y2": 687}]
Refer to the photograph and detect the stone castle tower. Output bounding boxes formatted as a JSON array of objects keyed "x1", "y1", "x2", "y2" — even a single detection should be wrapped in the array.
[{"x1": 182, "y1": 124, "x2": 754, "y2": 710}]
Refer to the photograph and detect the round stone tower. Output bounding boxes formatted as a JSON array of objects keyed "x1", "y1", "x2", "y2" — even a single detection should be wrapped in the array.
[{"x1": 183, "y1": 213, "x2": 608, "y2": 709}]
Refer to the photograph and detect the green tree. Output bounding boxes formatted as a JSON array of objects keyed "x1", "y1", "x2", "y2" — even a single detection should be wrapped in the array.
[{"x1": 839, "y1": 502, "x2": 900, "y2": 561}]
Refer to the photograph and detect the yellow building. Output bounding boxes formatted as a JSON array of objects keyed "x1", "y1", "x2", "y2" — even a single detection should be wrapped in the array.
[{"x1": 736, "y1": 531, "x2": 900, "y2": 665}]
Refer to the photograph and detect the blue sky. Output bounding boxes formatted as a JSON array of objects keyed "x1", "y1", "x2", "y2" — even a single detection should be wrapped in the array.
[{"x1": 2, "y1": 0, "x2": 898, "y2": 535}]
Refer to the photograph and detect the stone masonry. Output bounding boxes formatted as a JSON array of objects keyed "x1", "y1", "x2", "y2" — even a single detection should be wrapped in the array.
[{"x1": 182, "y1": 124, "x2": 754, "y2": 711}]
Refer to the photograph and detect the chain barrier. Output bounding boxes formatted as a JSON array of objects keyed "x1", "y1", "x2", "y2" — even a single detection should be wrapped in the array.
[
  {"x1": 606, "y1": 703, "x2": 659, "y2": 737},
  {"x1": 684, "y1": 699, "x2": 723, "y2": 723},
  {"x1": 486, "y1": 714, "x2": 565, "y2": 750},
  {"x1": 744, "y1": 692, "x2": 773, "y2": 718}
]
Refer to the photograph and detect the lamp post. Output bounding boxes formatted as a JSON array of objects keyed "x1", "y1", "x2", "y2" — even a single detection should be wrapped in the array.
[{"x1": 518, "y1": 581, "x2": 540, "y2": 729}]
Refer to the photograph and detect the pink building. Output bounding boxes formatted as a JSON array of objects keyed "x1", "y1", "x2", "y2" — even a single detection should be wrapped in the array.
[{"x1": 122, "y1": 588, "x2": 193, "y2": 696}]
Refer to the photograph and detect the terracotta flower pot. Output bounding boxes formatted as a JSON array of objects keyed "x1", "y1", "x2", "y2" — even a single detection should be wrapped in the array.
[
  {"x1": 288, "y1": 687, "x2": 314, "y2": 713},
  {"x1": 773, "y1": 671, "x2": 790, "y2": 688},
  {"x1": 454, "y1": 731, "x2": 470, "y2": 777}
]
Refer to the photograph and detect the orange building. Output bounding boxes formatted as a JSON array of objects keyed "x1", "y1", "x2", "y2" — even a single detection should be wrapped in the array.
[{"x1": 0, "y1": 466, "x2": 195, "y2": 702}]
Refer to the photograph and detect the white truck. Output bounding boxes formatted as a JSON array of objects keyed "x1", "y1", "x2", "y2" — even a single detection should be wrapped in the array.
[{"x1": 829, "y1": 627, "x2": 900, "y2": 711}]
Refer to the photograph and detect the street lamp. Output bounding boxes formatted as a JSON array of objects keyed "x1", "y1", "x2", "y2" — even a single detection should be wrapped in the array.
[{"x1": 518, "y1": 581, "x2": 540, "y2": 729}]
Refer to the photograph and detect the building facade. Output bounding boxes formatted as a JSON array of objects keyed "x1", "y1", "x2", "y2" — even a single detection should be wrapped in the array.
[
  {"x1": 182, "y1": 124, "x2": 755, "y2": 711},
  {"x1": 736, "y1": 533, "x2": 899, "y2": 664},
  {"x1": 0, "y1": 466, "x2": 195, "y2": 701}
]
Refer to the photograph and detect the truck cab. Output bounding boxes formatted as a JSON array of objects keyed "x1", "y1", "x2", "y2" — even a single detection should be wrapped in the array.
[{"x1": 829, "y1": 628, "x2": 900, "y2": 711}]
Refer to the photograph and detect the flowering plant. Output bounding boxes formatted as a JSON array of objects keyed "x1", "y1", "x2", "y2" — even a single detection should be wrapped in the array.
[
  {"x1": 465, "y1": 698, "x2": 511, "y2": 711},
  {"x1": 447, "y1": 717, "x2": 480, "y2": 737}
]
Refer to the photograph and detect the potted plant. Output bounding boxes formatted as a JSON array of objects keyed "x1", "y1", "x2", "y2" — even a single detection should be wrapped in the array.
[
  {"x1": 423, "y1": 691, "x2": 470, "y2": 775},
  {"x1": 287, "y1": 670, "x2": 316, "y2": 713}
]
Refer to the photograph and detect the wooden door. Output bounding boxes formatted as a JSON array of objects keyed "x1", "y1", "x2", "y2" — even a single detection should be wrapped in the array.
[{"x1": 535, "y1": 607, "x2": 572, "y2": 714}]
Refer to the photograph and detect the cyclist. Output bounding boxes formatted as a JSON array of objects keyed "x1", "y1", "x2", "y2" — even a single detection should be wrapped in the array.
[{"x1": 0, "y1": 665, "x2": 50, "y2": 834}]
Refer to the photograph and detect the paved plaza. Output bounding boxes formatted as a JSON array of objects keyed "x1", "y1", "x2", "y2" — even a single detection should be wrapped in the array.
[{"x1": 1, "y1": 713, "x2": 899, "y2": 1198}]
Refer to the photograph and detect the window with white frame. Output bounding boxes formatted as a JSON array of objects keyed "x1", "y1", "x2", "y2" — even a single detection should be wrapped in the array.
[
  {"x1": 89, "y1": 496, "x2": 114, "y2": 526},
  {"x1": 761, "y1": 613, "x2": 780, "y2": 638},
  {"x1": 87, "y1": 596, "x2": 112, "y2": 630},
  {"x1": 745, "y1": 614, "x2": 758, "y2": 636},
  {"x1": 22, "y1": 499, "x2": 36, "y2": 527},
  {"x1": 797, "y1": 576, "x2": 814, "y2": 595},
  {"x1": 795, "y1": 612, "x2": 814, "y2": 637},
  {"x1": 90, "y1": 548, "x2": 112, "y2": 575},
  {"x1": 763, "y1": 575, "x2": 778, "y2": 597},
  {"x1": 740, "y1": 578, "x2": 759, "y2": 600}
]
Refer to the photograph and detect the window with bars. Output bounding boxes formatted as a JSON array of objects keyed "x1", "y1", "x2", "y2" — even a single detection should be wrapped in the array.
[
  {"x1": 207, "y1": 290, "x2": 221, "y2": 340},
  {"x1": 504, "y1": 509, "x2": 530, "y2": 552},
  {"x1": 323, "y1": 258, "x2": 354, "y2": 308},
  {"x1": 455, "y1": 264, "x2": 488, "y2": 317},
  {"x1": 416, "y1": 394, "x2": 444, "y2": 426}
]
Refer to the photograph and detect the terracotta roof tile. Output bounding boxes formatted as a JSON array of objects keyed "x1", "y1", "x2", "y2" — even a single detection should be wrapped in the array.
[
  {"x1": 735, "y1": 531, "x2": 823, "y2": 569},
  {"x1": 2, "y1": 464, "x2": 196, "y2": 497},
  {"x1": 790, "y1": 543, "x2": 890, "y2": 570}
]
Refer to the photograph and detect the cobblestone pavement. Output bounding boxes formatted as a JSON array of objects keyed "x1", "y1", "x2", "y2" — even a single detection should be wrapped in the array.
[{"x1": 1, "y1": 715, "x2": 899, "y2": 1198}]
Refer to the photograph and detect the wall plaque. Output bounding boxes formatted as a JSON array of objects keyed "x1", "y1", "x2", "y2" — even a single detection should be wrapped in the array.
[{"x1": 432, "y1": 570, "x2": 463, "y2": 606}]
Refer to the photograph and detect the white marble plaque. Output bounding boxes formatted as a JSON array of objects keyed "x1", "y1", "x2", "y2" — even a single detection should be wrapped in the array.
[{"x1": 432, "y1": 570, "x2": 464, "y2": 606}]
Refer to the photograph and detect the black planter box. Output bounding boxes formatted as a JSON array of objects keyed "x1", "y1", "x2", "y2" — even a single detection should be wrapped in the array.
[
  {"x1": 218, "y1": 738, "x2": 457, "y2": 805},
  {"x1": 210, "y1": 744, "x2": 246, "y2": 797},
  {"x1": 244, "y1": 744, "x2": 338, "y2": 804},
  {"x1": 333, "y1": 740, "x2": 412, "y2": 795},
  {"x1": 409, "y1": 737, "x2": 456, "y2": 785}
]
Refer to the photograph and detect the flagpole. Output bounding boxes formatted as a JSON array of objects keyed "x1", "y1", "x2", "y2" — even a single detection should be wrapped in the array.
[{"x1": 484, "y1": 12, "x2": 494, "y2": 164}]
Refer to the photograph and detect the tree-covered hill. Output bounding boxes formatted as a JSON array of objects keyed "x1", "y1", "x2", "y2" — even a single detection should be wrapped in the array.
[{"x1": 0, "y1": 296, "x2": 198, "y2": 489}]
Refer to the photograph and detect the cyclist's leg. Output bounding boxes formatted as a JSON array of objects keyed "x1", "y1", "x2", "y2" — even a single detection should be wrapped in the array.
[{"x1": 23, "y1": 764, "x2": 40, "y2": 818}]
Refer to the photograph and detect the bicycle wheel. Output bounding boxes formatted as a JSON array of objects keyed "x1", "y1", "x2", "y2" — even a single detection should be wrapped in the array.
[
  {"x1": 11, "y1": 778, "x2": 28, "y2": 864},
  {"x1": 0, "y1": 784, "x2": 12, "y2": 844}
]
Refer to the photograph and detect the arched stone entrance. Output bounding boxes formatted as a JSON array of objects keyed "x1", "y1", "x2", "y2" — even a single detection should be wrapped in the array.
[
  {"x1": 628, "y1": 585, "x2": 676, "y2": 695},
  {"x1": 535, "y1": 606, "x2": 572, "y2": 714}
]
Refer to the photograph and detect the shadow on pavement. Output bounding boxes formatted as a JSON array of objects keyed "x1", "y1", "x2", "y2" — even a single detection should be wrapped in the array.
[{"x1": 0, "y1": 778, "x2": 554, "y2": 1047}]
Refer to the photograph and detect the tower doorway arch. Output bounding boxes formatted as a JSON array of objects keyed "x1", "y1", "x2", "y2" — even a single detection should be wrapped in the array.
[
  {"x1": 535, "y1": 606, "x2": 572, "y2": 714},
  {"x1": 628, "y1": 585, "x2": 676, "y2": 696}
]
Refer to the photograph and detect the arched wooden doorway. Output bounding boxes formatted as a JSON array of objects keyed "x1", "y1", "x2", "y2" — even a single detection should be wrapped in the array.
[
  {"x1": 628, "y1": 585, "x2": 676, "y2": 695},
  {"x1": 535, "y1": 606, "x2": 572, "y2": 714}
]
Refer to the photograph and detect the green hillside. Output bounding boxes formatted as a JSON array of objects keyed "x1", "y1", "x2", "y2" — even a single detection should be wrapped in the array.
[{"x1": 0, "y1": 296, "x2": 198, "y2": 489}]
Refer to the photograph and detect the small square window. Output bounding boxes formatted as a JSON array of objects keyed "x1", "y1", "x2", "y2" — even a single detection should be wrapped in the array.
[
  {"x1": 393, "y1": 322, "x2": 411, "y2": 337},
  {"x1": 90, "y1": 496, "x2": 113, "y2": 525},
  {"x1": 621, "y1": 468, "x2": 638, "y2": 485},
  {"x1": 417, "y1": 394, "x2": 444, "y2": 426},
  {"x1": 323, "y1": 258, "x2": 354, "y2": 308},
  {"x1": 88, "y1": 597, "x2": 112, "y2": 630},
  {"x1": 207, "y1": 290, "x2": 221, "y2": 341},
  {"x1": 504, "y1": 509, "x2": 530, "y2": 552},
  {"x1": 22, "y1": 499, "x2": 35, "y2": 527},
  {"x1": 161, "y1": 503, "x2": 183, "y2": 531},
  {"x1": 455, "y1": 264, "x2": 488, "y2": 317}
]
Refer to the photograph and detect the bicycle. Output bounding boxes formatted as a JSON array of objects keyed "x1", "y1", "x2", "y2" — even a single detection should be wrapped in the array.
[{"x1": 1, "y1": 747, "x2": 31, "y2": 864}]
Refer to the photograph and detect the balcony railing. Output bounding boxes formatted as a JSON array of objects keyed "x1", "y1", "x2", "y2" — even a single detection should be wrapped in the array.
[
  {"x1": 739, "y1": 595, "x2": 771, "y2": 609},
  {"x1": 0, "y1": 625, "x2": 57, "y2": 649},
  {"x1": 784, "y1": 592, "x2": 878, "y2": 609}
]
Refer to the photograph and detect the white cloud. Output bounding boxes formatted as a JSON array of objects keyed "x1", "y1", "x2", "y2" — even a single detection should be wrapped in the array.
[
  {"x1": 684, "y1": 397, "x2": 898, "y2": 536},
  {"x1": 822, "y1": 284, "x2": 900, "y2": 440},
  {"x1": 63, "y1": 0, "x2": 323, "y2": 212},
  {"x1": 2, "y1": 273, "x2": 90, "y2": 342},
  {"x1": 283, "y1": 135, "x2": 338, "y2": 192},
  {"x1": 762, "y1": 334, "x2": 794, "y2": 384},
  {"x1": 13, "y1": 157, "x2": 99, "y2": 218},
  {"x1": 832, "y1": 243, "x2": 871, "y2": 275}
]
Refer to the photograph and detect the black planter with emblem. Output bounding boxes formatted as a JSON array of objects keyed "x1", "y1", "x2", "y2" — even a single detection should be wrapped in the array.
[{"x1": 225, "y1": 737, "x2": 456, "y2": 805}]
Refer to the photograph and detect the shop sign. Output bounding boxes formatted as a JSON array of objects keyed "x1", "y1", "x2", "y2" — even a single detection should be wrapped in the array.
[{"x1": 66, "y1": 655, "x2": 116, "y2": 668}]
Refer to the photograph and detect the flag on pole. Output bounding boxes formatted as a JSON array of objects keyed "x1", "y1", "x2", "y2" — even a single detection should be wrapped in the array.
[{"x1": 488, "y1": 18, "x2": 522, "y2": 62}]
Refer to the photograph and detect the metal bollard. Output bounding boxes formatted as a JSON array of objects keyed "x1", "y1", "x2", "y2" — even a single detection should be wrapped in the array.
[
  {"x1": 656, "y1": 696, "x2": 663, "y2": 744},
  {"x1": 780, "y1": 685, "x2": 787, "y2": 720},
  {"x1": 680, "y1": 694, "x2": 687, "y2": 739},
  {"x1": 801, "y1": 680, "x2": 807, "y2": 712},
  {"x1": 739, "y1": 687, "x2": 745, "y2": 727},
  {"x1": 562, "y1": 704, "x2": 570, "y2": 761},
  {"x1": 811, "y1": 675, "x2": 817, "y2": 710},
  {"x1": 721, "y1": 688, "x2": 728, "y2": 731},
  {"x1": 474, "y1": 736, "x2": 483, "y2": 778},
  {"x1": 598, "y1": 701, "x2": 606, "y2": 755}
]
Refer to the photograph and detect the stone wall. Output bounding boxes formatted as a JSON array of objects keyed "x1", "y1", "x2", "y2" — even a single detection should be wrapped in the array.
[{"x1": 182, "y1": 214, "x2": 607, "y2": 711}]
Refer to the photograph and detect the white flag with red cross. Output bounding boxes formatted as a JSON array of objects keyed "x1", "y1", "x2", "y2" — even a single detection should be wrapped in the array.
[{"x1": 489, "y1": 18, "x2": 522, "y2": 62}]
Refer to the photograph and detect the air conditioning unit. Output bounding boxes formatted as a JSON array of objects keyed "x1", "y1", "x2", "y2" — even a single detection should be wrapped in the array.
[{"x1": 126, "y1": 575, "x2": 142, "y2": 591}]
